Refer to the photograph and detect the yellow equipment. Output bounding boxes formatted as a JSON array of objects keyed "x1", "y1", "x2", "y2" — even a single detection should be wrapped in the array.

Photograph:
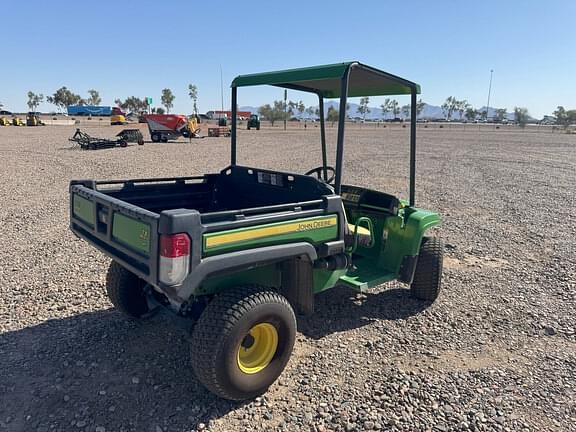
[
  {"x1": 187, "y1": 116, "x2": 201, "y2": 137},
  {"x1": 12, "y1": 117, "x2": 25, "y2": 126},
  {"x1": 26, "y1": 112, "x2": 44, "y2": 126},
  {"x1": 0, "y1": 117, "x2": 10, "y2": 126},
  {"x1": 111, "y1": 114, "x2": 126, "y2": 125}
]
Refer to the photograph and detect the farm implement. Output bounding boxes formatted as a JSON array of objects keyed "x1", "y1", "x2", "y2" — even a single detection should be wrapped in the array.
[
  {"x1": 144, "y1": 114, "x2": 200, "y2": 142},
  {"x1": 70, "y1": 128, "x2": 144, "y2": 150}
]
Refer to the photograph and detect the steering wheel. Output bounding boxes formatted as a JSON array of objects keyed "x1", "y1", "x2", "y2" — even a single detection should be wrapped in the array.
[{"x1": 305, "y1": 166, "x2": 336, "y2": 184}]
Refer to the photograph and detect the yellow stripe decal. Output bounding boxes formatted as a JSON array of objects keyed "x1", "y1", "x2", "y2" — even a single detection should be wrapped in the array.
[{"x1": 205, "y1": 216, "x2": 338, "y2": 248}]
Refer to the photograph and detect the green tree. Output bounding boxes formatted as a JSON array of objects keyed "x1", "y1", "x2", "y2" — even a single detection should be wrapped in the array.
[
  {"x1": 566, "y1": 110, "x2": 576, "y2": 126},
  {"x1": 390, "y1": 99, "x2": 400, "y2": 118},
  {"x1": 456, "y1": 100, "x2": 469, "y2": 120},
  {"x1": 114, "y1": 96, "x2": 148, "y2": 113},
  {"x1": 161, "y1": 88, "x2": 175, "y2": 113},
  {"x1": 287, "y1": 101, "x2": 297, "y2": 117},
  {"x1": 326, "y1": 106, "x2": 339, "y2": 126},
  {"x1": 465, "y1": 107, "x2": 477, "y2": 122},
  {"x1": 274, "y1": 100, "x2": 289, "y2": 123},
  {"x1": 553, "y1": 106, "x2": 567, "y2": 127},
  {"x1": 357, "y1": 97, "x2": 370, "y2": 120},
  {"x1": 441, "y1": 96, "x2": 458, "y2": 120},
  {"x1": 416, "y1": 99, "x2": 425, "y2": 119},
  {"x1": 86, "y1": 89, "x2": 101, "y2": 105},
  {"x1": 495, "y1": 108, "x2": 507, "y2": 122},
  {"x1": 305, "y1": 106, "x2": 315, "y2": 118},
  {"x1": 154, "y1": 107, "x2": 165, "y2": 114},
  {"x1": 258, "y1": 104, "x2": 272, "y2": 122},
  {"x1": 258, "y1": 100, "x2": 288, "y2": 126},
  {"x1": 297, "y1": 101, "x2": 305, "y2": 119},
  {"x1": 188, "y1": 84, "x2": 198, "y2": 115},
  {"x1": 401, "y1": 104, "x2": 410, "y2": 119},
  {"x1": 47, "y1": 87, "x2": 84, "y2": 112},
  {"x1": 380, "y1": 98, "x2": 393, "y2": 120},
  {"x1": 27, "y1": 91, "x2": 44, "y2": 112},
  {"x1": 514, "y1": 107, "x2": 529, "y2": 128}
]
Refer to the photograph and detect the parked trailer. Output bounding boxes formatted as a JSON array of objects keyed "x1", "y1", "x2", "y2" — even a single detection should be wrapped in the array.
[
  {"x1": 67, "y1": 106, "x2": 113, "y2": 116},
  {"x1": 144, "y1": 114, "x2": 199, "y2": 142},
  {"x1": 207, "y1": 126, "x2": 231, "y2": 137},
  {"x1": 70, "y1": 128, "x2": 144, "y2": 150}
]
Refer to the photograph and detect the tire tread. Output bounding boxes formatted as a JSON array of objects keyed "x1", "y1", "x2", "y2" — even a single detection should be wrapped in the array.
[{"x1": 190, "y1": 285, "x2": 295, "y2": 400}]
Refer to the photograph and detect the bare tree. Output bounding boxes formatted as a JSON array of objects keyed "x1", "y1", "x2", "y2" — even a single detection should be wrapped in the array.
[
  {"x1": 357, "y1": 97, "x2": 370, "y2": 120},
  {"x1": 188, "y1": 84, "x2": 198, "y2": 115},
  {"x1": 27, "y1": 91, "x2": 44, "y2": 112},
  {"x1": 380, "y1": 98, "x2": 393, "y2": 120}
]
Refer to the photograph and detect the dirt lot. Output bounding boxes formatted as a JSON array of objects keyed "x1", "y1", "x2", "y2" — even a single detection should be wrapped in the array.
[{"x1": 0, "y1": 124, "x2": 574, "y2": 432}]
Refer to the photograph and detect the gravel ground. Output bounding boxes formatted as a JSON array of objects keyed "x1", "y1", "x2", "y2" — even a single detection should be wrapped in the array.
[{"x1": 0, "y1": 124, "x2": 574, "y2": 432}]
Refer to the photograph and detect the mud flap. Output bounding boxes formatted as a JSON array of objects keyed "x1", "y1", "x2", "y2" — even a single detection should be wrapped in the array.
[{"x1": 281, "y1": 257, "x2": 314, "y2": 316}]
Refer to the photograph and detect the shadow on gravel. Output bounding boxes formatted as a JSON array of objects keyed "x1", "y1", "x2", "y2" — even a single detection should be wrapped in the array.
[
  {"x1": 298, "y1": 285, "x2": 429, "y2": 339},
  {"x1": 0, "y1": 310, "x2": 242, "y2": 431}
]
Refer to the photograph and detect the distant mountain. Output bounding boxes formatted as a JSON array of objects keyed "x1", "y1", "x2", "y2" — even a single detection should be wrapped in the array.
[{"x1": 240, "y1": 103, "x2": 513, "y2": 121}]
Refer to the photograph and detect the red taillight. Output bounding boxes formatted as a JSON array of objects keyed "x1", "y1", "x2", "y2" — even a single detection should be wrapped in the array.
[
  {"x1": 159, "y1": 233, "x2": 191, "y2": 286},
  {"x1": 160, "y1": 233, "x2": 190, "y2": 258}
]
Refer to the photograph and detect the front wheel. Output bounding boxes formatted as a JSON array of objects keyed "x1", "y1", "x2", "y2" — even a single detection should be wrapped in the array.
[
  {"x1": 190, "y1": 286, "x2": 296, "y2": 400},
  {"x1": 105, "y1": 261, "x2": 150, "y2": 318},
  {"x1": 410, "y1": 237, "x2": 443, "y2": 301}
]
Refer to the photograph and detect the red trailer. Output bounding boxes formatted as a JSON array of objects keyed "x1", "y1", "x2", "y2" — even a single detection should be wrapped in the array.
[{"x1": 144, "y1": 114, "x2": 198, "y2": 142}]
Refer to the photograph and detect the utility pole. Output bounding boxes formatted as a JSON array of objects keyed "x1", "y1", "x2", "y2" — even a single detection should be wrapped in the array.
[
  {"x1": 486, "y1": 69, "x2": 493, "y2": 121},
  {"x1": 220, "y1": 65, "x2": 224, "y2": 113}
]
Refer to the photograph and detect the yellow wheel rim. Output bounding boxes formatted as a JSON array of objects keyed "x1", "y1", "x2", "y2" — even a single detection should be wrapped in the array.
[{"x1": 237, "y1": 323, "x2": 278, "y2": 374}]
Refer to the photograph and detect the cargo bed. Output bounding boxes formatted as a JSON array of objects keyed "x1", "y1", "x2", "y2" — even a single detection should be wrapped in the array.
[{"x1": 70, "y1": 166, "x2": 344, "y2": 293}]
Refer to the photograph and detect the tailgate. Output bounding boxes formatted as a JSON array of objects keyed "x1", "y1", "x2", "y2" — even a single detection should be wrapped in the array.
[{"x1": 70, "y1": 183, "x2": 160, "y2": 282}]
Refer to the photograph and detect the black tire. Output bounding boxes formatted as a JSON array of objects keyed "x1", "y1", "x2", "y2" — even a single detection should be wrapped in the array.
[
  {"x1": 119, "y1": 139, "x2": 128, "y2": 147},
  {"x1": 256, "y1": 125, "x2": 260, "y2": 130},
  {"x1": 105, "y1": 261, "x2": 150, "y2": 318},
  {"x1": 161, "y1": 137, "x2": 168, "y2": 143},
  {"x1": 137, "y1": 139, "x2": 144, "y2": 145},
  {"x1": 151, "y1": 133, "x2": 160, "y2": 142},
  {"x1": 190, "y1": 285, "x2": 296, "y2": 401},
  {"x1": 411, "y1": 237, "x2": 443, "y2": 301}
]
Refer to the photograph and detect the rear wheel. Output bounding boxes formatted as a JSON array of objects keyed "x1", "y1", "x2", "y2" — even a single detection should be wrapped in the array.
[
  {"x1": 410, "y1": 237, "x2": 443, "y2": 301},
  {"x1": 190, "y1": 285, "x2": 296, "y2": 400},
  {"x1": 105, "y1": 261, "x2": 150, "y2": 318},
  {"x1": 151, "y1": 132, "x2": 160, "y2": 142}
]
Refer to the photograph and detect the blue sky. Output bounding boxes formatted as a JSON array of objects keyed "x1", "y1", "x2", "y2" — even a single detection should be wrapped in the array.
[{"x1": 1, "y1": 0, "x2": 574, "y2": 117}]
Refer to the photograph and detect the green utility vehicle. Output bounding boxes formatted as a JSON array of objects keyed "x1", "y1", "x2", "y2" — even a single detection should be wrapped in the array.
[
  {"x1": 247, "y1": 113, "x2": 260, "y2": 130},
  {"x1": 69, "y1": 62, "x2": 443, "y2": 401}
]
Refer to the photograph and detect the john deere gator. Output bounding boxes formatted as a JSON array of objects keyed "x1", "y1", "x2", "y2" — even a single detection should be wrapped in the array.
[{"x1": 69, "y1": 61, "x2": 443, "y2": 401}]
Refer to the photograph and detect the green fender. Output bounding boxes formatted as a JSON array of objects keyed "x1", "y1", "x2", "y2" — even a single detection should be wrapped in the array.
[{"x1": 379, "y1": 207, "x2": 441, "y2": 275}]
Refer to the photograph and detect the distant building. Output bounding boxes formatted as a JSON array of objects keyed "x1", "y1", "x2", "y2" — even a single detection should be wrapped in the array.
[{"x1": 207, "y1": 110, "x2": 252, "y2": 120}]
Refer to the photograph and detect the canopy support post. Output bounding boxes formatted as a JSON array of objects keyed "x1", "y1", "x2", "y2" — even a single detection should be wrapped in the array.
[
  {"x1": 334, "y1": 68, "x2": 351, "y2": 195},
  {"x1": 318, "y1": 94, "x2": 327, "y2": 181},
  {"x1": 409, "y1": 88, "x2": 417, "y2": 207},
  {"x1": 231, "y1": 86, "x2": 237, "y2": 165}
]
